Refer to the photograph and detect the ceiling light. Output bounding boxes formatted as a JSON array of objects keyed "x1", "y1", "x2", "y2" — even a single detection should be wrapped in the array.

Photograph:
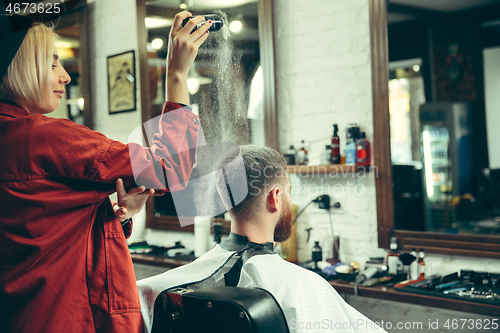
[
  {"x1": 179, "y1": 0, "x2": 193, "y2": 10},
  {"x1": 413, "y1": 64, "x2": 420, "y2": 72},
  {"x1": 229, "y1": 20, "x2": 242, "y2": 33},
  {"x1": 145, "y1": 17, "x2": 174, "y2": 29},
  {"x1": 78, "y1": 98, "x2": 84, "y2": 111},
  {"x1": 151, "y1": 38, "x2": 163, "y2": 50},
  {"x1": 187, "y1": 63, "x2": 212, "y2": 95},
  {"x1": 56, "y1": 47, "x2": 75, "y2": 59},
  {"x1": 55, "y1": 40, "x2": 74, "y2": 48},
  {"x1": 187, "y1": 78, "x2": 200, "y2": 95}
]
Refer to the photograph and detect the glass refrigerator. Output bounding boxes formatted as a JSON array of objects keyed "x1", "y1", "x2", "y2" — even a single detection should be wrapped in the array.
[{"x1": 419, "y1": 102, "x2": 473, "y2": 231}]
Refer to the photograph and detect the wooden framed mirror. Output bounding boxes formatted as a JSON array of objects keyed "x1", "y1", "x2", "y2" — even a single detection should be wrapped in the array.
[
  {"x1": 371, "y1": 0, "x2": 500, "y2": 258},
  {"x1": 136, "y1": 0, "x2": 278, "y2": 231},
  {"x1": 49, "y1": 1, "x2": 93, "y2": 129}
]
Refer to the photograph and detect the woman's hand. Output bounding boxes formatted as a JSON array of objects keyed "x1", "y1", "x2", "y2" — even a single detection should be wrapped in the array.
[
  {"x1": 167, "y1": 12, "x2": 211, "y2": 77},
  {"x1": 166, "y1": 11, "x2": 211, "y2": 104},
  {"x1": 113, "y1": 178, "x2": 163, "y2": 222}
]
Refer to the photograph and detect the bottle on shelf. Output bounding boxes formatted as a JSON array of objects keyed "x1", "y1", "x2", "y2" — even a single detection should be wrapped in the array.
[
  {"x1": 410, "y1": 248, "x2": 419, "y2": 280},
  {"x1": 285, "y1": 145, "x2": 297, "y2": 165},
  {"x1": 345, "y1": 124, "x2": 359, "y2": 165},
  {"x1": 356, "y1": 132, "x2": 371, "y2": 167},
  {"x1": 418, "y1": 248, "x2": 425, "y2": 279},
  {"x1": 297, "y1": 140, "x2": 309, "y2": 165},
  {"x1": 312, "y1": 241, "x2": 323, "y2": 270},
  {"x1": 386, "y1": 237, "x2": 401, "y2": 275},
  {"x1": 321, "y1": 145, "x2": 331, "y2": 165},
  {"x1": 330, "y1": 124, "x2": 340, "y2": 164}
]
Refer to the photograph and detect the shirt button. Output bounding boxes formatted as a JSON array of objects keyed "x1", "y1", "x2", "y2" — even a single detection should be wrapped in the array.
[{"x1": 194, "y1": 117, "x2": 199, "y2": 124}]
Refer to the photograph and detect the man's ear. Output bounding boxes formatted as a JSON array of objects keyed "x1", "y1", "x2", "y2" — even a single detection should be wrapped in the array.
[{"x1": 266, "y1": 186, "x2": 281, "y2": 213}]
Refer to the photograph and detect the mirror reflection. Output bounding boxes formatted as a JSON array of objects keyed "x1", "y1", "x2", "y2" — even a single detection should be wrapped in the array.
[
  {"x1": 50, "y1": 23, "x2": 85, "y2": 125},
  {"x1": 388, "y1": 0, "x2": 500, "y2": 235},
  {"x1": 142, "y1": 0, "x2": 263, "y2": 224},
  {"x1": 144, "y1": 0, "x2": 261, "y2": 145}
]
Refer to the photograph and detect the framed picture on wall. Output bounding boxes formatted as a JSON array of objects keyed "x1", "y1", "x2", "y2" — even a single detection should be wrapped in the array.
[{"x1": 107, "y1": 50, "x2": 136, "y2": 114}]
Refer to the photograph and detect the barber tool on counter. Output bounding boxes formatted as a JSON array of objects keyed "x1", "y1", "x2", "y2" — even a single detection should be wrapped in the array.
[
  {"x1": 355, "y1": 267, "x2": 379, "y2": 285},
  {"x1": 418, "y1": 248, "x2": 426, "y2": 279},
  {"x1": 398, "y1": 252, "x2": 417, "y2": 280},
  {"x1": 396, "y1": 269, "x2": 500, "y2": 303},
  {"x1": 332, "y1": 261, "x2": 360, "y2": 281},
  {"x1": 355, "y1": 267, "x2": 393, "y2": 287},
  {"x1": 410, "y1": 248, "x2": 419, "y2": 280}
]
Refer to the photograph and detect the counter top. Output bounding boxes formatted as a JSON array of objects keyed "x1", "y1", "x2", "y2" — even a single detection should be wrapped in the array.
[
  {"x1": 329, "y1": 279, "x2": 500, "y2": 317},
  {"x1": 131, "y1": 254, "x2": 499, "y2": 317},
  {"x1": 131, "y1": 253, "x2": 193, "y2": 268}
]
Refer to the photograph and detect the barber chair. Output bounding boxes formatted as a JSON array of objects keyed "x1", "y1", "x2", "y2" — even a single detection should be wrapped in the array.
[{"x1": 152, "y1": 284, "x2": 290, "y2": 333}]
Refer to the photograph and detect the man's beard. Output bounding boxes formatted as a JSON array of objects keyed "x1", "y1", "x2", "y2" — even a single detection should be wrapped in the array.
[{"x1": 274, "y1": 199, "x2": 293, "y2": 242}]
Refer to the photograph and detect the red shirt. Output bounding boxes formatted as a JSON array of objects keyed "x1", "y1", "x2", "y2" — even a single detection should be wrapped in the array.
[{"x1": 0, "y1": 101, "x2": 200, "y2": 332}]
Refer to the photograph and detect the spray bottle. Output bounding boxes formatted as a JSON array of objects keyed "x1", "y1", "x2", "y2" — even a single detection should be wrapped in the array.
[
  {"x1": 182, "y1": 14, "x2": 224, "y2": 32},
  {"x1": 330, "y1": 124, "x2": 340, "y2": 164}
]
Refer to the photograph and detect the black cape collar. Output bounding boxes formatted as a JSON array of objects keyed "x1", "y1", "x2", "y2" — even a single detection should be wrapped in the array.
[{"x1": 220, "y1": 232, "x2": 274, "y2": 253}]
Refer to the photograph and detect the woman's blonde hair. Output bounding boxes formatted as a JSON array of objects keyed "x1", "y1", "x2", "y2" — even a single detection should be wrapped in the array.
[{"x1": 0, "y1": 23, "x2": 55, "y2": 108}]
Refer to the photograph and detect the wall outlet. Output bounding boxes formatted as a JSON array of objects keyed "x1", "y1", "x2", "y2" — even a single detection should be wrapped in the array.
[{"x1": 330, "y1": 198, "x2": 346, "y2": 215}]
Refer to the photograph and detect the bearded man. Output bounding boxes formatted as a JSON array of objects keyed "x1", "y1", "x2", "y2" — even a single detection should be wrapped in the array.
[{"x1": 137, "y1": 145, "x2": 385, "y2": 333}]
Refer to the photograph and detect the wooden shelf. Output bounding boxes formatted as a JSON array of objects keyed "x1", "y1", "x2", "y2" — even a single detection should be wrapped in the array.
[{"x1": 286, "y1": 164, "x2": 369, "y2": 175}]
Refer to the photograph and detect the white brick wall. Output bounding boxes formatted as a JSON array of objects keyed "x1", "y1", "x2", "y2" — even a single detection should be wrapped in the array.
[
  {"x1": 273, "y1": 0, "x2": 500, "y2": 272},
  {"x1": 88, "y1": 0, "x2": 146, "y2": 242},
  {"x1": 88, "y1": 0, "x2": 142, "y2": 143},
  {"x1": 274, "y1": 0, "x2": 380, "y2": 264}
]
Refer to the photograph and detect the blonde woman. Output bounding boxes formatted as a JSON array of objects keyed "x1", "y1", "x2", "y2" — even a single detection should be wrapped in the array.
[{"x1": 0, "y1": 12, "x2": 211, "y2": 333}]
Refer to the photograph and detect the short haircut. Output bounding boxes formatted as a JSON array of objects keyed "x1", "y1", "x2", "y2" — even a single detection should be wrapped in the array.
[
  {"x1": 0, "y1": 23, "x2": 55, "y2": 108},
  {"x1": 216, "y1": 145, "x2": 287, "y2": 219}
]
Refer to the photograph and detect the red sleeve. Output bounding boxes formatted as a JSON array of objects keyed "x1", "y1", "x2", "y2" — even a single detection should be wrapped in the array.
[
  {"x1": 28, "y1": 102, "x2": 200, "y2": 192},
  {"x1": 93, "y1": 102, "x2": 200, "y2": 191}
]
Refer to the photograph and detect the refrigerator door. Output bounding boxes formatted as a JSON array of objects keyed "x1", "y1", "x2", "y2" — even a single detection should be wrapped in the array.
[
  {"x1": 421, "y1": 125, "x2": 451, "y2": 204},
  {"x1": 419, "y1": 102, "x2": 473, "y2": 231}
]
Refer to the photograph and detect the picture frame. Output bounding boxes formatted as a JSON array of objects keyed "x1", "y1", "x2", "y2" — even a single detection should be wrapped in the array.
[{"x1": 107, "y1": 50, "x2": 136, "y2": 114}]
